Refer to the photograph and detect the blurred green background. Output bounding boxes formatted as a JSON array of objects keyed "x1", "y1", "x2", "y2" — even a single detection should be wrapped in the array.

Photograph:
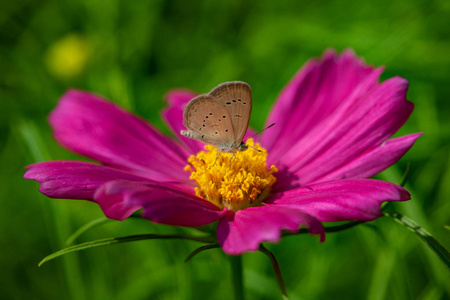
[{"x1": 1, "y1": 0, "x2": 449, "y2": 299}]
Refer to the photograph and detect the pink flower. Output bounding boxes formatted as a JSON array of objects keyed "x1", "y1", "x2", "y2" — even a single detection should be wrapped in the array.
[{"x1": 24, "y1": 49, "x2": 421, "y2": 255}]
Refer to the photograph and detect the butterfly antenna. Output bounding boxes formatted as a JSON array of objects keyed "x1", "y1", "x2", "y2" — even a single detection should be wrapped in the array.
[
  {"x1": 248, "y1": 145, "x2": 262, "y2": 152},
  {"x1": 245, "y1": 123, "x2": 276, "y2": 141},
  {"x1": 244, "y1": 123, "x2": 276, "y2": 153}
]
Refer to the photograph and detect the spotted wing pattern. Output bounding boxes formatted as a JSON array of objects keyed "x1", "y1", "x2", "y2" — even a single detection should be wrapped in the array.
[
  {"x1": 181, "y1": 94, "x2": 235, "y2": 148},
  {"x1": 209, "y1": 81, "x2": 252, "y2": 144}
]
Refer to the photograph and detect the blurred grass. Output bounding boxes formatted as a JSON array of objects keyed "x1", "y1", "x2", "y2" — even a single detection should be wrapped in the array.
[{"x1": 1, "y1": 0, "x2": 449, "y2": 299}]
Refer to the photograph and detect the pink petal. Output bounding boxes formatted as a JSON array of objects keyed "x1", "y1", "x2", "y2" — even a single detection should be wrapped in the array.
[
  {"x1": 50, "y1": 89, "x2": 190, "y2": 182},
  {"x1": 276, "y1": 76, "x2": 414, "y2": 187},
  {"x1": 262, "y1": 49, "x2": 378, "y2": 156},
  {"x1": 24, "y1": 161, "x2": 146, "y2": 200},
  {"x1": 95, "y1": 180, "x2": 226, "y2": 225},
  {"x1": 93, "y1": 182, "x2": 145, "y2": 221},
  {"x1": 217, "y1": 206, "x2": 324, "y2": 255},
  {"x1": 318, "y1": 133, "x2": 423, "y2": 182},
  {"x1": 268, "y1": 179, "x2": 410, "y2": 222},
  {"x1": 162, "y1": 89, "x2": 205, "y2": 154}
]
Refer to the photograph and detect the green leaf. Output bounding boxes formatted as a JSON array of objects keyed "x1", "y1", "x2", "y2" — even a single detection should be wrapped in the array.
[
  {"x1": 66, "y1": 217, "x2": 111, "y2": 246},
  {"x1": 39, "y1": 233, "x2": 214, "y2": 266},
  {"x1": 386, "y1": 211, "x2": 450, "y2": 270}
]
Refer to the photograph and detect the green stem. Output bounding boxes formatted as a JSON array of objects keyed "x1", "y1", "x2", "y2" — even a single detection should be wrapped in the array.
[
  {"x1": 184, "y1": 244, "x2": 220, "y2": 263},
  {"x1": 282, "y1": 220, "x2": 362, "y2": 237},
  {"x1": 259, "y1": 245, "x2": 288, "y2": 300},
  {"x1": 386, "y1": 211, "x2": 450, "y2": 270},
  {"x1": 229, "y1": 255, "x2": 245, "y2": 300}
]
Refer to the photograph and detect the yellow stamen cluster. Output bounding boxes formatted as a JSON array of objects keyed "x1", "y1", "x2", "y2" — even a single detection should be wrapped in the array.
[{"x1": 184, "y1": 139, "x2": 277, "y2": 211}]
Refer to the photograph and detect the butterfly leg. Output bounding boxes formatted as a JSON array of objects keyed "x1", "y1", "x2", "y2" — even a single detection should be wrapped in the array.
[
  {"x1": 212, "y1": 150, "x2": 223, "y2": 167},
  {"x1": 228, "y1": 152, "x2": 236, "y2": 168}
]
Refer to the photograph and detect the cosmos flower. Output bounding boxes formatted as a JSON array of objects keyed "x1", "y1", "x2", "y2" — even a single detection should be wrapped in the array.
[{"x1": 24, "y1": 49, "x2": 421, "y2": 255}]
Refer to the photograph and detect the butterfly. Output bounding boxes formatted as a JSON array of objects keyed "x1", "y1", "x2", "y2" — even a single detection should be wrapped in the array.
[{"x1": 181, "y1": 81, "x2": 253, "y2": 153}]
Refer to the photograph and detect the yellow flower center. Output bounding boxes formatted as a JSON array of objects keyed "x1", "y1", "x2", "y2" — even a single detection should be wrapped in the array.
[{"x1": 184, "y1": 139, "x2": 278, "y2": 211}]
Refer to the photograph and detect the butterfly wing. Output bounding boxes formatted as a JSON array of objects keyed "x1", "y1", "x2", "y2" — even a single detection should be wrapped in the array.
[
  {"x1": 209, "y1": 81, "x2": 252, "y2": 145},
  {"x1": 181, "y1": 94, "x2": 236, "y2": 148}
]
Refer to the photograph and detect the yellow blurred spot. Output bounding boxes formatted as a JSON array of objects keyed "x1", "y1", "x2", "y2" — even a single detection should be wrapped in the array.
[{"x1": 45, "y1": 34, "x2": 90, "y2": 79}]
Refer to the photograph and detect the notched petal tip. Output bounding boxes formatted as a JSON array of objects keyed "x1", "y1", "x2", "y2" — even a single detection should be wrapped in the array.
[
  {"x1": 306, "y1": 217, "x2": 326, "y2": 242},
  {"x1": 23, "y1": 163, "x2": 39, "y2": 177},
  {"x1": 322, "y1": 48, "x2": 337, "y2": 59},
  {"x1": 397, "y1": 186, "x2": 411, "y2": 201},
  {"x1": 387, "y1": 76, "x2": 410, "y2": 95},
  {"x1": 94, "y1": 181, "x2": 144, "y2": 221},
  {"x1": 217, "y1": 206, "x2": 324, "y2": 255},
  {"x1": 23, "y1": 161, "x2": 150, "y2": 201}
]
